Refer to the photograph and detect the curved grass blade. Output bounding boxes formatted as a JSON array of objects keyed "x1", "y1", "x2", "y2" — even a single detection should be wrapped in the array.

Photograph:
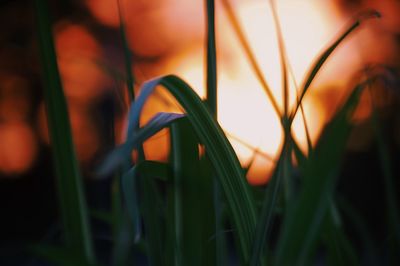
[
  {"x1": 269, "y1": 0, "x2": 289, "y2": 117},
  {"x1": 220, "y1": 0, "x2": 281, "y2": 117},
  {"x1": 275, "y1": 84, "x2": 364, "y2": 266},
  {"x1": 289, "y1": 10, "x2": 381, "y2": 122},
  {"x1": 34, "y1": 0, "x2": 95, "y2": 263},
  {"x1": 131, "y1": 75, "x2": 258, "y2": 263},
  {"x1": 98, "y1": 112, "x2": 184, "y2": 176}
]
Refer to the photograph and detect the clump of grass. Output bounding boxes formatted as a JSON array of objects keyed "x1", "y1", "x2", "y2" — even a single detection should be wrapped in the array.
[{"x1": 32, "y1": 0, "x2": 399, "y2": 265}]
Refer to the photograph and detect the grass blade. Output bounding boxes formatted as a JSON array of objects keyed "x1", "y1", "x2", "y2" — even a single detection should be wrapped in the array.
[
  {"x1": 250, "y1": 156, "x2": 283, "y2": 266},
  {"x1": 168, "y1": 118, "x2": 209, "y2": 265},
  {"x1": 34, "y1": 0, "x2": 95, "y2": 263},
  {"x1": 117, "y1": 0, "x2": 135, "y2": 100},
  {"x1": 290, "y1": 10, "x2": 381, "y2": 122},
  {"x1": 205, "y1": 1, "x2": 226, "y2": 264},
  {"x1": 205, "y1": 0, "x2": 217, "y2": 116},
  {"x1": 370, "y1": 89, "x2": 400, "y2": 263},
  {"x1": 129, "y1": 75, "x2": 258, "y2": 263},
  {"x1": 220, "y1": 0, "x2": 281, "y2": 117},
  {"x1": 275, "y1": 84, "x2": 363, "y2": 266},
  {"x1": 98, "y1": 112, "x2": 184, "y2": 176}
]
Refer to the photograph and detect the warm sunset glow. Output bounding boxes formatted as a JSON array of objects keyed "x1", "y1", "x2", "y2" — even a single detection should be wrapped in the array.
[
  {"x1": 81, "y1": 0, "x2": 390, "y2": 184},
  {"x1": 166, "y1": 0, "x2": 338, "y2": 184},
  {"x1": 38, "y1": 103, "x2": 100, "y2": 164},
  {"x1": 0, "y1": 122, "x2": 37, "y2": 175},
  {"x1": 55, "y1": 23, "x2": 110, "y2": 104}
]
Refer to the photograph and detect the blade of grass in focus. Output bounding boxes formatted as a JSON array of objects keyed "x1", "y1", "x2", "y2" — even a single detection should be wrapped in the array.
[
  {"x1": 205, "y1": 1, "x2": 226, "y2": 265},
  {"x1": 128, "y1": 75, "x2": 258, "y2": 263},
  {"x1": 275, "y1": 84, "x2": 363, "y2": 266},
  {"x1": 167, "y1": 118, "x2": 211, "y2": 265},
  {"x1": 289, "y1": 10, "x2": 381, "y2": 122},
  {"x1": 34, "y1": 0, "x2": 95, "y2": 264}
]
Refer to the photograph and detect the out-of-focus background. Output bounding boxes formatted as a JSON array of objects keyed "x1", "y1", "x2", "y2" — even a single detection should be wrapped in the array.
[{"x1": 0, "y1": 0, "x2": 399, "y2": 264}]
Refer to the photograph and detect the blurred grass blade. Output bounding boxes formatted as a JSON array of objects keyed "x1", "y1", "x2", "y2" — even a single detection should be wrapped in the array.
[
  {"x1": 275, "y1": 84, "x2": 363, "y2": 266},
  {"x1": 34, "y1": 0, "x2": 95, "y2": 263},
  {"x1": 138, "y1": 169, "x2": 165, "y2": 266},
  {"x1": 322, "y1": 203, "x2": 359, "y2": 266},
  {"x1": 130, "y1": 75, "x2": 258, "y2": 263},
  {"x1": 250, "y1": 157, "x2": 283, "y2": 266},
  {"x1": 220, "y1": 0, "x2": 281, "y2": 117},
  {"x1": 338, "y1": 197, "x2": 380, "y2": 265},
  {"x1": 98, "y1": 112, "x2": 184, "y2": 176},
  {"x1": 269, "y1": 0, "x2": 289, "y2": 117},
  {"x1": 370, "y1": 91, "x2": 400, "y2": 263},
  {"x1": 290, "y1": 10, "x2": 380, "y2": 121},
  {"x1": 121, "y1": 161, "x2": 171, "y2": 244},
  {"x1": 116, "y1": 0, "x2": 135, "y2": 101}
]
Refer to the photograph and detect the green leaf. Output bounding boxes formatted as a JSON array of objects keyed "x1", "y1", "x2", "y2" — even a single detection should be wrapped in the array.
[
  {"x1": 34, "y1": 0, "x2": 95, "y2": 263},
  {"x1": 250, "y1": 157, "x2": 283, "y2": 266},
  {"x1": 165, "y1": 118, "x2": 210, "y2": 265},
  {"x1": 322, "y1": 203, "x2": 359, "y2": 266},
  {"x1": 121, "y1": 160, "x2": 172, "y2": 244},
  {"x1": 371, "y1": 91, "x2": 400, "y2": 263},
  {"x1": 290, "y1": 10, "x2": 380, "y2": 122},
  {"x1": 116, "y1": 0, "x2": 135, "y2": 100},
  {"x1": 275, "y1": 84, "x2": 363, "y2": 266},
  {"x1": 98, "y1": 112, "x2": 184, "y2": 176},
  {"x1": 130, "y1": 75, "x2": 258, "y2": 263}
]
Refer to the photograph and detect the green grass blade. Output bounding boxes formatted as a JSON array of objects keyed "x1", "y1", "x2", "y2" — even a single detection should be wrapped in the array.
[
  {"x1": 269, "y1": 0, "x2": 289, "y2": 117},
  {"x1": 337, "y1": 197, "x2": 380, "y2": 265},
  {"x1": 168, "y1": 118, "x2": 209, "y2": 265},
  {"x1": 322, "y1": 202, "x2": 359, "y2": 266},
  {"x1": 250, "y1": 157, "x2": 283, "y2": 266},
  {"x1": 205, "y1": 0, "x2": 217, "y2": 116},
  {"x1": 370, "y1": 90, "x2": 400, "y2": 263},
  {"x1": 275, "y1": 84, "x2": 363, "y2": 266},
  {"x1": 121, "y1": 160, "x2": 171, "y2": 266},
  {"x1": 34, "y1": 0, "x2": 95, "y2": 263},
  {"x1": 290, "y1": 10, "x2": 380, "y2": 122},
  {"x1": 98, "y1": 112, "x2": 184, "y2": 176},
  {"x1": 205, "y1": 1, "x2": 225, "y2": 264},
  {"x1": 220, "y1": 0, "x2": 281, "y2": 117},
  {"x1": 117, "y1": 0, "x2": 135, "y2": 100},
  {"x1": 130, "y1": 75, "x2": 258, "y2": 263}
]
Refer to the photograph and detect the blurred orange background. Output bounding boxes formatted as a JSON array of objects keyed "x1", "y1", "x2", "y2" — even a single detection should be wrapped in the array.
[{"x1": 0, "y1": 0, "x2": 399, "y2": 185}]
